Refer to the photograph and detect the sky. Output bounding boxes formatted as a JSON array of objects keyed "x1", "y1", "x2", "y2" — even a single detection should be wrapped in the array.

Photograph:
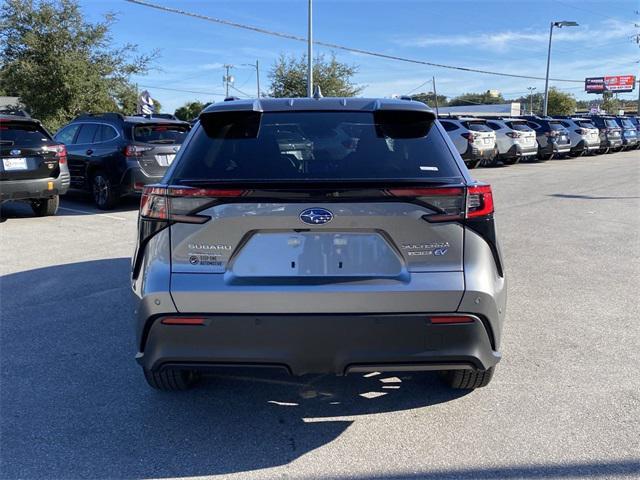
[{"x1": 80, "y1": 0, "x2": 640, "y2": 113}]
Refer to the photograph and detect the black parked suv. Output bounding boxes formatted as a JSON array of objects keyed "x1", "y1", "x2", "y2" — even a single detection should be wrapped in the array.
[
  {"x1": 1, "y1": 114, "x2": 70, "y2": 216},
  {"x1": 587, "y1": 115, "x2": 623, "y2": 153},
  {"x1": 54, "y1": 113, "x2": 191, "y2": 209}
]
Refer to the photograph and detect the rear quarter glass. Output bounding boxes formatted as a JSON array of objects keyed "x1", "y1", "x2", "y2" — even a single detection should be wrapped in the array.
[{"x1": 169, "y1": 111, "x2": 463, "y2": 183}]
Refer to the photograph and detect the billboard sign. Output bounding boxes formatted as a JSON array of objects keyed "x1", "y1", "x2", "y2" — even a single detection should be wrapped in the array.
[
  {"x1": 604, "y1": 75, "x2": 635, "y2": 92},
  {"x1": 585, "y1": 77, "x2": 606, "y2": 93},
  {"x1": 585, "y1": 75, "x2": 636, "y2": 93}
]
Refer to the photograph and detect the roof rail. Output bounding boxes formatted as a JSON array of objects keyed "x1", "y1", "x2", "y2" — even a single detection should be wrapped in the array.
[
  {"x1": 131, "y1": 113, "x2": 180, "y2": 121},
  {"x1": 73, "y1": 112, "x2": 125, "y2": 122},
  {"x1": 224, "y1": 96, "x2": 241, "y2": 102},
  {"x1": 0, "y1": 109, "x2": 31, "y2": 118}
]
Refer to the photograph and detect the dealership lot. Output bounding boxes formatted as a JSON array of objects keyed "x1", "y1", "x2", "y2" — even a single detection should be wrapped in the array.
[{"x1": 1, "y1": 151, "x2": 639, "y2": 479}]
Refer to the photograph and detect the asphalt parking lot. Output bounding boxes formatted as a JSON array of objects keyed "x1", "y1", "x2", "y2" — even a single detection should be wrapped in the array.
[{"x1": 1, "y1": 150, "x2": 639, "y2": 480}]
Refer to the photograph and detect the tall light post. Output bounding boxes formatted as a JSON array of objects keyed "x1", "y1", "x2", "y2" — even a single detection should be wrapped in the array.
[
  {"x1": 241, "y1": 60, "x2": 261, "y2": 98},
  {"x1": 527, "y1": 86, "x2": 536, "y2": 114},
  {"x1": 543, "y1": 20, "x2": 578, "y2": 116}
]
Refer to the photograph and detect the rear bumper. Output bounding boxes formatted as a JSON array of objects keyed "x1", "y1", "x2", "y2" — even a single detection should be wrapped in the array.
[
  {"x1": 461, "y1": 144, "x2": 495, "y2": 162},
  {"x1": 502, "y1": 143, "x2": 537, "y2": 159},
  {"x1": 137, "y1": 313, "x2": 500, "y2": 375},
  {"x1": 0, "y1": 171, "x2": 70, "y2": 201},
  {"x1": 604, "y1": 138, "x2": 623, "y2": 148},
  {"x1": 119, "y1": 166, "x2": 164, "y2": 195}
]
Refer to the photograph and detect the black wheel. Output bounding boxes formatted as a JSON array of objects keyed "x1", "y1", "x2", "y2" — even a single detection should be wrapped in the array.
[
  {"x1": 502, "y1": 157, "x2": 519, "y2": 165},
  {"x1": 480, "y1": 156, "x2": 499, "y2": 167},
  {"x1": 91, "y1": 172, "x2": 118, "y2": 210},
  {"x1": 442, "y1": 367, "x2": 495, "y2": 390},
  {"x1": 537, "y1": 152, "x2": 553, "y2": 161},
  {"x1": 30, "y1": 196, "x2": 59, "y2": 216},
  {"x1": 465, "y1": 160, "x2": 481, "y2": 170},
  {"x1": 143, "y1": 367, "x2": 200, "y2": 391}
]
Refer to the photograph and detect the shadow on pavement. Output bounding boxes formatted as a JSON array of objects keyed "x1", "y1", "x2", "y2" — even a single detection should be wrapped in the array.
[
  {"x1": 0, "y1": 258, "x2": 466, "y2": 479},
  {"x1": 549, "y1": 193, "x2": 640, "y2": 200},
  {"x1": 342, "y1": 460, "x2": 640, "y2": 479}
]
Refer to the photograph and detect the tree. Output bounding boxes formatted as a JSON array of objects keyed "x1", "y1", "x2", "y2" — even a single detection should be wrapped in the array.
[
  {"x1": 601, "y1": 92, "x2": 621, "y2": 115},
  {"x1": 411, "y1": 92, "x2": 448, "y2": 108},
  {"x1": 174, "y1": 101, "x2": 212, "y2": 121},
  {"x1": 269, "y1": 53, "x2": 363, "y2": 98},
  {"x1": 448, "y1": 90, "x2": 505, "y2": 107},
  {"x1": 544, "y1": 87, "x2": 577, "y2": 116},
  {"x1": 0, "y1": 0, "x2": 156, "y2": 130}
]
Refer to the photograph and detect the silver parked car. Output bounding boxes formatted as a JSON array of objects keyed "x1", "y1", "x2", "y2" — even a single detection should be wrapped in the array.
[
  {"x1": 555, "y1": 117, "x2": 600, "y2": 156},
  {"x1": 484, "y1": 118, "x2": 537, "y2": 164},
  {"x1": 439, "y1": 117, "x2": 497, "y2": 168},
  {"x1": 131, "y1": 97, "x2": 507, "y2": 392}
]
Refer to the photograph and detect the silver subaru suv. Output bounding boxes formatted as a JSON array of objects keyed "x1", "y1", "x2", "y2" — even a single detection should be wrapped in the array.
[{"x1": 131, "y1": 98, "x2": 507, "y2": 391}]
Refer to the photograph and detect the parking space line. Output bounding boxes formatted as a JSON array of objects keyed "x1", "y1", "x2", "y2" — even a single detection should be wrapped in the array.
[{"x1": 58, "y1": 206, "x2": 129, "y2": 221}]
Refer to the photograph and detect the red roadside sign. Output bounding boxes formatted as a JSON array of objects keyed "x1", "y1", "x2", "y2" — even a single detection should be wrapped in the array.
[{"x1": 603, "y1": 75, "x2": 636, "y2": 93}]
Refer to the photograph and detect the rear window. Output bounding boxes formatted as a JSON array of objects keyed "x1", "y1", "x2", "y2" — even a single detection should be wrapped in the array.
[
  {"x1": 506, "y1": 121, "x2": 532, "y2": 132},
  {"x1": 619, "y1": 118, "x2": 634, "y2": 128},
  {"x1": 463, "y1": 121, "x2": 492, "y2": 132},
  {"x1": 577, "y1": 121, "x2": 596, "y2": 129},
  {"x1": 604, "y1": 119, "x2": 618, "y2": 128},
  {"x1": 0, "y1": 122, "x2": 54, "y2": 147},
  {"x1": 133, "y1": 124, "x2": 189, "y2": 144},
  {"x1": 549, "y1": 121, "x2": 566, "y2": 131},
  {"x1": 170, "y1": 111, "x2": 462, "y2": 182}
]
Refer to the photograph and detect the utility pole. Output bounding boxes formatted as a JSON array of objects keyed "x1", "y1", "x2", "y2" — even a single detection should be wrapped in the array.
[
  {"x1": 432, "y1": 76, "x2": 439, "y2": 116},
  {"x1": 307, "y1": 0, "x2": 313, "y2": 97},
  {"x1": 527, "y1": 86, "x2": 537, "y2": 114},
  {"x1": 223, "y1": 64, "x2": 234, "y2": 97}
]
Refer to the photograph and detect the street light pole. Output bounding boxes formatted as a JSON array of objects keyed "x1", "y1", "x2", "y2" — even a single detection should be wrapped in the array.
[
  {"x1": 307, "y1": 0, "x2": 313, "y2": 97},
  {"x1": 256, "y1": 59, "x2": 260, "y2": 98},
  {"x1": 543, "y1": 20, "x2": 578, "y2": 116},
  {"x1": 527, "y1": 86, "x2": 536, "y2": 114},
  {"x1": 432, "y1": 76, "x2": 439, "y2": 116}
]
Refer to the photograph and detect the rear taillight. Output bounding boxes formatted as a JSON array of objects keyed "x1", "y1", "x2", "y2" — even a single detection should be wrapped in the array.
[
  {"x1": 44, "y1": 144, "x2": 67, "y2": 164},
  {"x1": 461, "y1": 132, "x2": 475, "y2": 143},
  {"x1": 544, "y1": 131, "x2": 559, "y2": 137},
  {"x1": 575, "y1": 128, "x2": 588, "y2": 135},
  {"x1": 140, "y1": 185, "x2": 246, "y2": 224},
  {"x1": 505, "y1": 131, "x2": 521, "y2": 139},
  {"x1": 124, "y1": 145, "x2": 153, "y2": 157},
  {"x1": 466, "y1": 185, "x2": 494, "y2": 218},
  {"x1": 386, "y1": 184, "x2": 494, "y2": 221}
]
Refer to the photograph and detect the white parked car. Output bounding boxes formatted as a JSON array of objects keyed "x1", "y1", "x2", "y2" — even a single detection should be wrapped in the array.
[
  {"x1": 439, "y1": 116, "x2": 497, "y2": 168},
  {"x1": 555, "y1": 117, "x2": 600, "y2": 156},
  {"x1": 484, "y1": 118, "x2": 537, "y2": 164}
]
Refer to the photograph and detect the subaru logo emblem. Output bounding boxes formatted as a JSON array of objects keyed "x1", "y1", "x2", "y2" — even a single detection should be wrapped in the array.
[
  {"x1": 300, "y1": 208, "x2": 333, "y2": 225},
  {"x1": 10, "y1": 149, "x2": 21, "y2": 156}
]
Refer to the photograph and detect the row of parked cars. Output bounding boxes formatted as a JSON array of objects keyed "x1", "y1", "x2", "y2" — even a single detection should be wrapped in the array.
[
  {"x1": 0, "y1": 108, "x2": 638, "y2": 215},
  {"x1": 440, "y1": 114, "x2": 639, "y2": 169}
]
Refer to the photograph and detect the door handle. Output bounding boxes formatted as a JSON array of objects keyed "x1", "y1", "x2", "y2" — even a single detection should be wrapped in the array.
[{"x1": 86, "y1": 149, "x2": 93, "y2": 156}]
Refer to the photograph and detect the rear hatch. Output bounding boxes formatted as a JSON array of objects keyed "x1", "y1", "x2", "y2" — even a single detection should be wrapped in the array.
[
  {"x1": 463, "y1": 120, "x2": 495, "y2": 150},
  {"x1": 505, "y1": 121, "x2": 536, "y2": 147},
  {"x1": 0, "y1": 120, "x2": 59, "y2": 181},
  {"x1": 548, "y1": 121, "x2": 570, "y2": 146},
  {"x1": 156, "y1": 109, "x2": 472, "y2": 313},
  {"x1": 604, "y1": 118, "x2": 621, "y2": 139},
  {"x1": 130, "y1": 122, "x2": 190, "y2": 176}
]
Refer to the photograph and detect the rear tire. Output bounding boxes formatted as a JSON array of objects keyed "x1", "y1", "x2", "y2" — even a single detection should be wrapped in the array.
[
  {"x1": 91, "y1": 172, "x2": 118, "y2": 210},
  {"x1": 442, "y1": 367, "x2": 495, "y2": 390},
  {"x1": 143, "y1": 368, "x2": 200, "y2": 391},
  {"x1": 480, "y1": 156, "x2": 499, "y2": 167},
  {"x1": 30, "y1": 196, "x2": 59, "y2": 216},
  {"x1": 465, "y1": 160, "x2": 481, "y2": 170}
]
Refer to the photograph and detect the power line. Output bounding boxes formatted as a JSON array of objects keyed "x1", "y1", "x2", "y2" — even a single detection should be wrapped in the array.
[
  {"x1": 125, "y1": 0, "x2": 583, "y2": 83},
  {"x1": 137, "y1": 84, "x2": 225, "y2": 96}
]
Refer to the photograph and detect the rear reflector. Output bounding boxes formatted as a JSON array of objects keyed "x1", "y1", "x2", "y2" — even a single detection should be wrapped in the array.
[
  {"x1": 160, "y1": 317, "x2": 205, "y2": 325},
  {"x1": 430, "y1": 315, "x2": 474, "y2": 324}
]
